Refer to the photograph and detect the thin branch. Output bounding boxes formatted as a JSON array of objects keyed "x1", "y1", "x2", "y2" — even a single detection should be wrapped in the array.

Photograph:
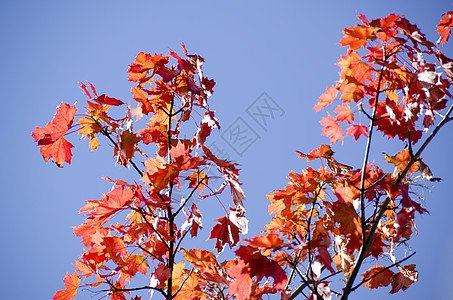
[
  {"x1": 289, "y1": 267, "x2": 312, "y2": 300},
  {"x1": 138, "y1": 207, "x2": 170, "y2": 251},
  {"x1": 173, "y1": 174, "x2": 207, "y2": 219},
  {"x1": 175, "y1": 224, "x2": 192, "y2": 253},
  {"x1": 92, "y1": 117, "x2": 144, "y2": 177},
  {"x1": 341, "y1": 63, "x2": 386, "y2": 300},
  {"x1": 137, "y1": 242, "x2": 164, "y2": 262},
  {"x1": 351, "y1": 252, "x2": 416, "y2": 291},
  {"x1": 106, "y1": 284, "x2": 167, "y2": 298}
]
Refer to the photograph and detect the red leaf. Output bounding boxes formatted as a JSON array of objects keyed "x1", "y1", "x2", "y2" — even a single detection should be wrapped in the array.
[
  {"x1": 94, "y1": 94, "x2": 124, "y2": 106},
  {"x1": 32, "y1": 103, "x2": 77, "y2": 167},
  {"x1": 400, "y1": 184, "x2": 427, "y2": 214},
  {"x1": 320, "y1": 113, "x2": 344, "y2": 144},
  {"x1": 209, "y1": 208, "x2": 247, "y2": 252},
  {"x1": 436, "y1": 10, "x2": 453, "y2": 46},
  {"x1": 361, "y1": 267, "x2": 394, "y2": 289},
  {"x1": 390, "y1": 264, "x2": 418, "y2": 293},
  {"x1": 346, "y1": 124, "x2": 368, "y2": 140},
  {"x1": 181, "y1": 203, "x2": 203, "y2": 237},
  {"x1": 53, "y1": 272, "x2": 80, "y2": 300}
]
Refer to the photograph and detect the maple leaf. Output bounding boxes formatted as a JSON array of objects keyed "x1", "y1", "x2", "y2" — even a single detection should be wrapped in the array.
[
  {"x1": 390, "y1": 264, "x2": 418, "y2": 293},
  {"x1": 337, "y1": 51, "x2": 373, "y2": 87},
  {"x1": 333, "y1": 236, "x2": 355, "y2": 275},
  {"x1": 227, "y1": 259, "x2": 252, "y2": 300},
  {"x1": 89, "y1": 186, "x2": 135, "y2": 219},
  {"x1": 77, "y1": 117, "x2": 103, "y2": 151},
  {"x1": 151, "y1": 263, "x2": 171, "y2": 289},
  {"x1": 195, "y1": 112, "x2": 218, "y2": 146},
  {"x1": 320, "y1": 113, "x2": 344, "y2": 144},
  {"x1": 122, "y1": 254, "x2": 149, "y2": 276},
  {"x1": 314, "y1": 86, "x2": 338, "y2": 111},
  {"x1": 346, "y1": 124, "x2": 368, "y2": 140},
  {"x1": 115, "y1": 130, "x2": 139, "y2": 166},
  {"x1": 361, "y1": 267, "x2": 394, "y2": 289},
  {"x1": 339, "y1": 25, "x2": 378, "y2": 50},
  {"x1": 437, "y1": 10, "x2": 453, "y2": 46},
  {"x1": 74, "y1": 258, "x2": 96, "y2": 279},
  {"x1": 246, "y1": 234, "x2": 284, "y2": 250},
  {"x1": 127, "y1": 52, "x2": 168, "y2": 82},
  {"x1": 186, "y1": 171, "x2": 208, "y2": 194},
  {"x1": 328, "y1": 200, "x2": 362, "y2": 251},
  {"x1": 209, "y1": 208, "x2": 247, "y2": 252},
  {"x1": 335, "y1": 103, "x2": 354, "y2": 124},
  {"x1": 296, "y1": 144, "x2": 334, "y2": 161},
  {"x1": 94, "y1": 94, "x2": 124, "y2": 106},
  {"x1": 79, "y1": 81, "x2": 98, "y2": 99},
  {"x1": 173, "y1": 273, "x2": 203, "y2": 300},
  {"x1": 180, "y1": 203, "x2": 203, "y2": 237},
  {"x1": 400, "y1": 184, "x2": 427, "y2": 214},
  {"x1": 436, "y1": 51, "x2": 453, "y2": 82},
  {"x1": 395, "y1": 208, "x2": 415, "y2": 241},
  {"x1": 383, "y1": 149, "x2": 419, "y2": 174},
  {"x1": 53, "y1": 272, "x2": 80, "y2": 300},
  {"x1": 396, "y1": 17, "x2": 435, "y2": 49},
  {"x1": 32, "y1": 103, "x2": 77, "y2": 167},
  {"x1": 267, "y1": 186, "x2": 295, "y2": 216},
  {"x1": 182, "y1": 249, "x2": 228, "y2": 284}
]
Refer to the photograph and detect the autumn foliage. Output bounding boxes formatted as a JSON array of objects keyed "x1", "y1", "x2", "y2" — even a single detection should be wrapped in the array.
[{"x1": 33, "y1": 6, "x2": 453, "y2": 300}]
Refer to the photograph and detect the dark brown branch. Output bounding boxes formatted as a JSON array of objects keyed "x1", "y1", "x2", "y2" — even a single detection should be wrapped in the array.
[
  {"x1": 341, "y1": 98, "x2": 453, "y2": 299},
  {"x1": 341, "y1": 63, "x2": 386, "y2": 300},
  {"x1": 138, "y1": 207, "x2": 170, "y2": 251},
  {"x1": 92, "y1": 117, "x2": 144, "y2": 177}
]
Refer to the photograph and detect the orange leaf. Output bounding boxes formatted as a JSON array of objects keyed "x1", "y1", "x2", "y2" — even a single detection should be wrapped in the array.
[
  {"x1": 296, "y1": 145, "x2": 334, "y2": 161},
  {"x1": 246, "y1": 234, "x2": 284, "y2": 250},
  {"x1": 53, "y1": 272, "x2": 80, "y2": 300},
  {"x1": 383, "y1": 149, "x2": 419, "y2": 174},
  {"x1": 335, "y1": 103, "x2": 354, "y2": 124},
  {"x1": 227, "y1": 259, "x2": 252, "y2": 300},
  {"x1": 314, "y1": 86, "x2": 338, "y2": 111},
  {"x1": 123, "y1": 254, "x2": 149, "y2": 276},
  {"x1": 339, "y1": 25, "x2": 377, "y2": 50},
  {"x1": 320, "y1": 113, "x2": 344, "y2": 144},
  {"x1": 89, "y1": 186, "x2": 135, "y2": 219},
  {"x1": 32, "y1": 103, "x2": 77, "y2": 167},
  {"x1": 173, "y1": 274, "x2": 203, "y2": 300}
]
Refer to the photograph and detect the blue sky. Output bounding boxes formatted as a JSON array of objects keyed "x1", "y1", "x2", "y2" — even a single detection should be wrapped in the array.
[{"x1": 2, "y1": 1, "x2": 452, "y2": 299}]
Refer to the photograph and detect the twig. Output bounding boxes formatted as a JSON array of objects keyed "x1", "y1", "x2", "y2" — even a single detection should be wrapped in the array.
[{"x1": 351, "y1": 252, "x2": 416, "y2": 291}]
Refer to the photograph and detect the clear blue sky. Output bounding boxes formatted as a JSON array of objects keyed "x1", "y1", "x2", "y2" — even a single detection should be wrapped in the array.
[{"x1": 2, "y1": 1, "x2": 452, "y2": 299}]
